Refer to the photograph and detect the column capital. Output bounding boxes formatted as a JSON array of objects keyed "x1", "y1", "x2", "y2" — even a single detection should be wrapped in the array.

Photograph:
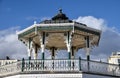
[
  {"x1": 64, "y1": 31, "x2": 73, "y2": 60},
  {"x1": 26, "y1": 38, "x2": 33, "y2": 59},
  {"x1": 41, "y1": 44, "x2": 45, "y2": 53}
]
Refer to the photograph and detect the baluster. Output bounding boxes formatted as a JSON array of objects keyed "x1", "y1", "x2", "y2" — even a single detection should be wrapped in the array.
[
  {"x1": 59, "y1": 60, "x2": 62, "y2": 71},
  {"x1": 63, "y1": 60, "x2": 65, "y2": 71},
  {"x1": 48, "y1": 60, "x2": 49, "y2": 71},
  {"x1": 54, "y1": 60, "x2": 56, "y2": 71},
  {"x1": 48, "y1": 60, "x2": 50, "y2": 71},
  {"x1": 71, "y1": 59, "x2": 72, "y2": 71},
  {"x1": 58, "y1": 60, "x2": 60, "y2": 71},
  {"x1": 68, "y1": 60, "x2": 69, "y2": 71},
  {"x1": 60, "y1": 60, "x2": 62, "y2": 71},
  {"x1": 47, "y1": 60, "x2": 51, "y2": 70},
  {"x1": 66, "y1": 60, "x2": 68, "y2": 71},
  {"x1": 39, "y1": 60, "x2": 42, "y2": 70},
  {"x1": 60, "y1": 60, "x2": 61, "y2": 71},
  {"x1": 54, "y1": 60, "x2": 55, "y2": 71},
  {"x1": 65, "y1": 60, "x2": 67, "y2": 71},
  {"x1": 68, "y1": 60, "x2": 71, "y2": 71},
  {"x1": 55, "y1": 60, "x2": 57, "y2": 71},
  {"x1": 47, "y1": 60, "x2": 49, "y2": 71},
  {"x1": 56, "y1": 60, "x2": 58, "y2": 71}
]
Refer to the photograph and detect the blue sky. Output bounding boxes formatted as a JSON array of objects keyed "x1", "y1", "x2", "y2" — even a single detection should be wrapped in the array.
[
  {"x1": 0, "y1": 0, "x2": 120, "y2": 30},
  {"x1": 0, "y1": 0, "x2": 120, "y2": 61}
]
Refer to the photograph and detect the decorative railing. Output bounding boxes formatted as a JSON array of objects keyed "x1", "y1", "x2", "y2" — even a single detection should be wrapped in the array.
[
  {"x1": 22, "y1": 59, "x2": 79, "y2": 72},
  {"x1": 0, "y1": 58, "x2": 120, "y2": 77}
]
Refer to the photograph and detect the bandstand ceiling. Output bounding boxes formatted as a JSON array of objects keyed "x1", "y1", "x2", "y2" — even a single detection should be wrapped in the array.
[{"x1": 18, "y1": 26, "x2": 101, "y2": 50}]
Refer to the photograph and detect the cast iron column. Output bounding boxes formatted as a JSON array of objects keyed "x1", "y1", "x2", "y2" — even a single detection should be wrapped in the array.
[
  {"x1": 27, "y1": 38, "x2": 32, "y2": 60},
  {"x1": 41, "y1": 32, "x2": 46, "y2": 60},
  {"x1": 33, "y1": 44, "x2": 38, "y2": 59},
  {"x1": 86, "y1": 36, "x2": 90, "y2": 61},
  {"x1": 85, "y1": 36, "x2": 90, "y2": 71}
]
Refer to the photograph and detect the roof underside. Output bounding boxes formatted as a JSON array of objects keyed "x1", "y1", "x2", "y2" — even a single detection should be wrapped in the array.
[{"x1": 18, "y1": 23, "x2": 101, "y2": 50}]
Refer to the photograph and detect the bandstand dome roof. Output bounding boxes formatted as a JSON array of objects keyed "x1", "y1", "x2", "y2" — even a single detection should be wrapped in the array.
[
  {"x1": 40, "y1": 9, "x2": 73, "y2": 24},
  {"x1": 52, "y1": 9, "x2": 69, "y2": 20}
]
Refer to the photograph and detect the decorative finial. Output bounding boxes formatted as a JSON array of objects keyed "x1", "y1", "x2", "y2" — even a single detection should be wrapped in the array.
[
  {"x1": 34, "y1": 21, "x2": 37, "y2": 24},
  {"x1": 59, "y1": 8, "x2": 62, "y2": 13}
]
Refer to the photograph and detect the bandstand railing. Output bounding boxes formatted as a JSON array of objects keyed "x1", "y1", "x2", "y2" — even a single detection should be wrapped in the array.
[{"x1": 0, "y1": 58, "x2": 120, "y2": 77}]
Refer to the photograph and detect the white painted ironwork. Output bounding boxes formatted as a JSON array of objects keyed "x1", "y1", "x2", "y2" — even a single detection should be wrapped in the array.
[{"x1": 0, "y1": 59, "x2": 120, "y2": 77}]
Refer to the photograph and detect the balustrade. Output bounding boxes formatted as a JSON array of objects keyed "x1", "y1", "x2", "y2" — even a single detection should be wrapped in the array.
[{"x1": 0, "y1": 59, "x2": 120, "y2": 77}]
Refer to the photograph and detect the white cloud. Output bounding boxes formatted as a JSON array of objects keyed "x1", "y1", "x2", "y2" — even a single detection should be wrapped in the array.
[
  {"x1": 0, "y1": 16, "x2": 120, "y2": 62},
  {"x1": 75, "y1": 16, "x2": 120, "y2": 62},
  {"x1": 74, "y1": 16, "x2": 107, "y2": 31},
  {"x1": 0, "y1": 27, "x2": 27, "y2": 60}
]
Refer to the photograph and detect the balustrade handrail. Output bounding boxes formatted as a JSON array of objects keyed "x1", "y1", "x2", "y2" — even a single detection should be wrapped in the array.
[
  {"x1": 81, "y1": 59, "x2": 120, "y2": 66},
  {"x1": 0, "y1": 59, "x2": 119, "y2": 67},
  {"x1": 0, "y1": 60, "x2": 20, "y2": 67},
  {"x1": 23, "y1": 59, "x2": 120, "y2": 67},
  {"x1": 0, "y1": 59, "x2": 120, "y2": 77}
]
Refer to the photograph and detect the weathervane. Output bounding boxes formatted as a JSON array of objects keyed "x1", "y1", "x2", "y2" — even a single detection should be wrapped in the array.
[{"x1": 59, "y1": 8, "x2": 62, "y2": 13}]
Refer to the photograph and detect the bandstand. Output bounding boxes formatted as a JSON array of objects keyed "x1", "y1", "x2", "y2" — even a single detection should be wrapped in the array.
[
  {"x1": 0, "y1": 9, "x2": 120, "y2": 78},
  {"x1": 18, "y1": 9, "x2": 101, "y2": 61}
]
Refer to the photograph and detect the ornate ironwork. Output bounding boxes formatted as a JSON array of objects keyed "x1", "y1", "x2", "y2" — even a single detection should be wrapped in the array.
[{"x1": 0, "y1": 59, "x2": 120, "y2": 77}]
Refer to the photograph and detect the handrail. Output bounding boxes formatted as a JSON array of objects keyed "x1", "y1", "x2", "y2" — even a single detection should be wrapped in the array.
[
  {"x1": 0, "y1": 61, "x2": 22, "y2": 76},
  {"x1": 0, "y1": 59, "x2": 120, "y2": 77}
]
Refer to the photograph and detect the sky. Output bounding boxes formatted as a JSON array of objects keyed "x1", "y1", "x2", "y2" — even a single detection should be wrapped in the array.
[{"x1": 0, "y1": 0, "x2": 120, "y2": 62}]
